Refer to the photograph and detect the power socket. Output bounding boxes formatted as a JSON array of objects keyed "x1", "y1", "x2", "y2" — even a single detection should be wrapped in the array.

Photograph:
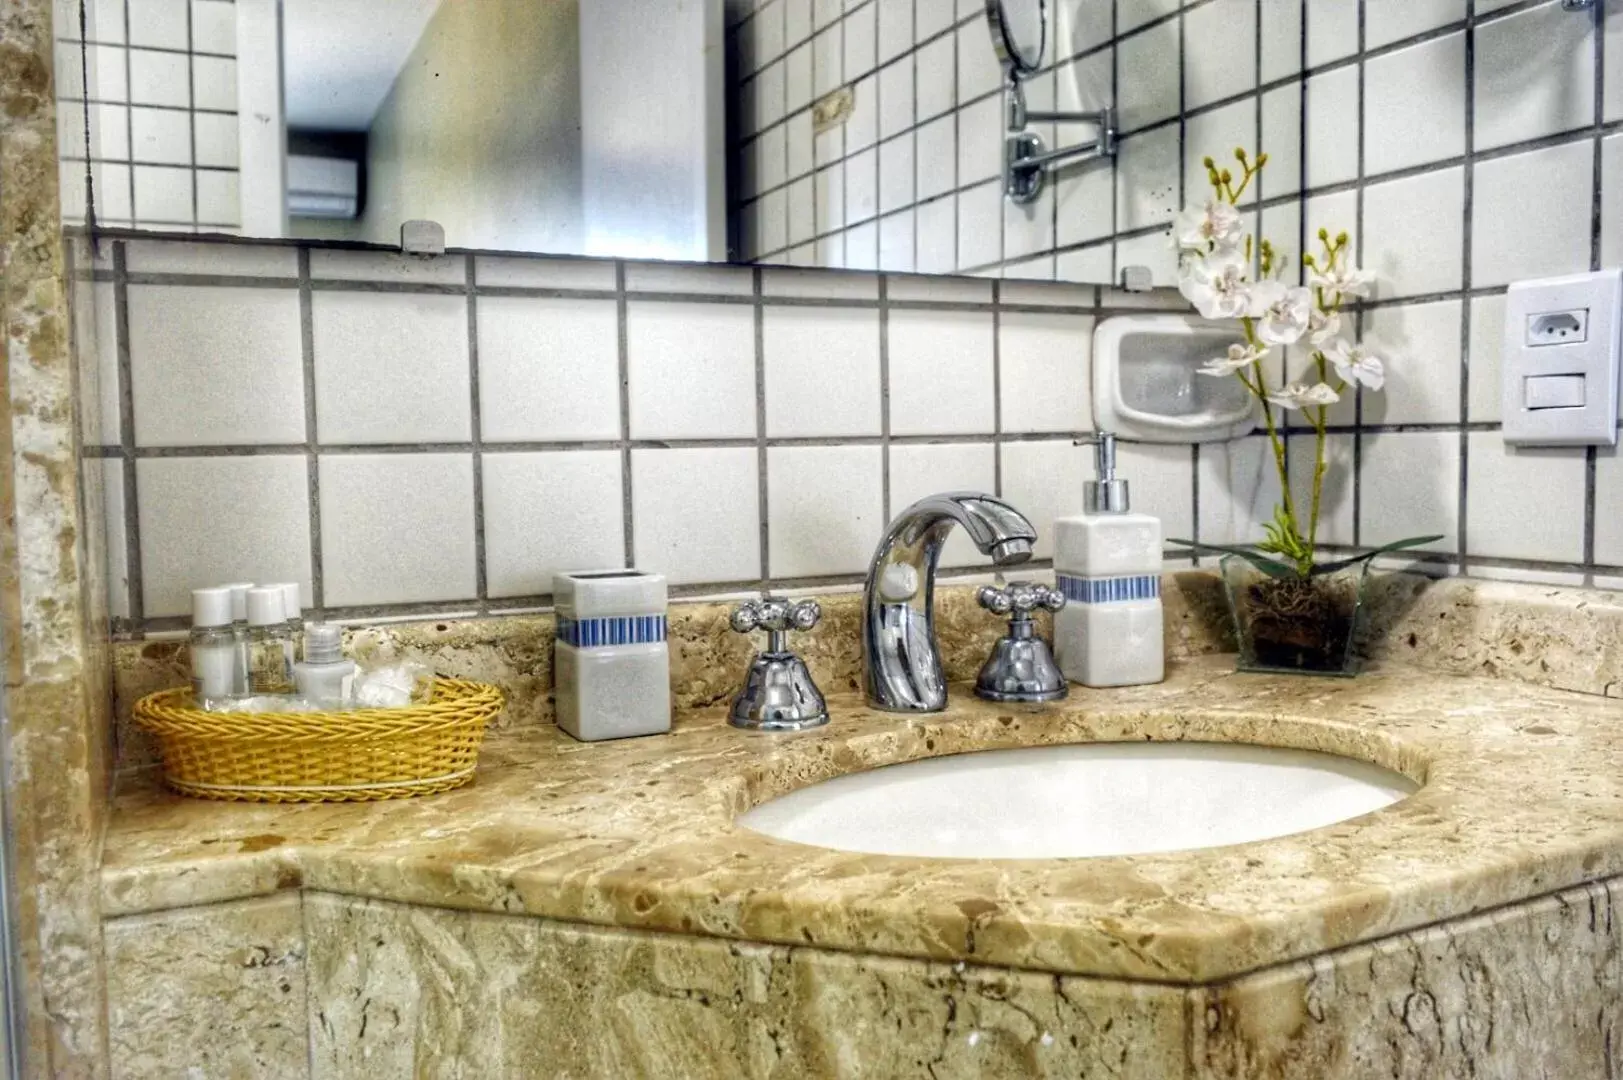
[{"x1": 1502, "y1": 269, "x2": 1621, "y2": 447}]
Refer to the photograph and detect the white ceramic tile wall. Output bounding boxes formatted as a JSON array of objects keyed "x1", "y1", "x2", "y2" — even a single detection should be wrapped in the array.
[{"x1": 54, "y1": 0, "x2": 241, "y2": 230}]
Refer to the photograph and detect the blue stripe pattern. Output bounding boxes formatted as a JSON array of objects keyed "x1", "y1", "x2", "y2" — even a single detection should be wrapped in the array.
[
  {"x1": 557, "y1": 614, "x2": 668, "y2": 648},
  {"x1": 1056, "y1": 573, "x2": 1161, "y2": 604}
]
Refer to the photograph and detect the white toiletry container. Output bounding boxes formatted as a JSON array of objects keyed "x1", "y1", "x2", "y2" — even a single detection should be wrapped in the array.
[{"x1": 553, "y1": 570, "x2": 672, "y2": 742}]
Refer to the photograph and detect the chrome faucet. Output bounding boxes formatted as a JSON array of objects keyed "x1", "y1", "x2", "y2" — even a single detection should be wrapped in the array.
[{"x1": 862, "y1": 492, "x2": 1039, "y2": 711}]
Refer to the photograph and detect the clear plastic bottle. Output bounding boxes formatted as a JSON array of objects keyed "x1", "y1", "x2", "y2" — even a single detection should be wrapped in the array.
[
  {"x1": 293, "y1": 624, "x2": 355, "y2": 705},
  {"x1": 224, "y1": 582, "x2": 254, "y2": 696},
  {"x1": 245, "y1": 586, "x2": 296, "y2": 695},
  {"x1": 276, "y1": 582, "x2": 304, "y2": 659},
  {"x1": 189, "y1": 586, "x2": 241, "y2": 709}
]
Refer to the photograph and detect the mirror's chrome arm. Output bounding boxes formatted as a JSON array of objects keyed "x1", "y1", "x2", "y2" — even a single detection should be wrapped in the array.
[
  {"x1": 1002, "y1": 107, "x2": 1116, "y2": 205},
  {"x1": 1014, "y1": 123, "x2": 1115, "y2": 170}
]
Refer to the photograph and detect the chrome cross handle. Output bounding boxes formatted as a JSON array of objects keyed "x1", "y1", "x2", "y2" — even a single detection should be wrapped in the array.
[{"x1": 727, "y1": 597, "x2": 828, "y2": 733}]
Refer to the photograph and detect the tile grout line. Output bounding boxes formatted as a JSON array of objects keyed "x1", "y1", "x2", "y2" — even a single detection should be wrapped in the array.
[
  {"x1": 1350, "y1": 0, "x2": 1366, "y2": 549},
  {"x1": 991, "y1": 278, "x2": 1003, "y2": 498},
  {"x1": 466, "y1": 253, "x2": 488, "y2": 607},
  {"x1": 122, "y1": 0, "x2": 135, "y2": 227},
  {"x1": 297, "y1": 246, "x2": 324, "y2": 614},
  {"x1": 185, "y1": 0, "x2": 198, "y2": 228},
  {"x1": 1585, "y1": 0, "x2": 1606, "y2": 584},
  {"x1": 616, "y1": 260, "x2": 635, "y2": 570},
  {"x1": 112, "y1": 240, "x2": 143, "y2": 625},
  {"x1": 878, "y1": 272, "x2": 892, "y2": 518},
  {"x1": 754, "y1": 264, "x2": 771, "y2": 587},
  {"x1": 1457, "y1": 0, "x2": 1477, "y2": 577}
]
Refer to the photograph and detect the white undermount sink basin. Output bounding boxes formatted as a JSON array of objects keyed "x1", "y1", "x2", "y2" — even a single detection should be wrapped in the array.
[{"x1": 738, "y1": 742, "x2": 1418, "y2": 859}]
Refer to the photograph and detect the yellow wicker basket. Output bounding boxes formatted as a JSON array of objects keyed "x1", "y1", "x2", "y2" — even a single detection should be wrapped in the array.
[{"x1": 132, "y1": 678, "x2": 505, "y2": 803}]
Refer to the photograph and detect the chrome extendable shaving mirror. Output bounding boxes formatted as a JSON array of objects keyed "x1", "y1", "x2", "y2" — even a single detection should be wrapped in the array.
[
  {"x1": 986, "y1": 0, "x2": 1116, "y2": 205},
  {"x1": 984, "y1": 0, "x2": 1046, "y2": 77}
]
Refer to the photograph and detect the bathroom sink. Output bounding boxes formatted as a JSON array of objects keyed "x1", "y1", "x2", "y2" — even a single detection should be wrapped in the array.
[{"x1": 737, "y1": 742, "x2": 1417, "y2": 859}]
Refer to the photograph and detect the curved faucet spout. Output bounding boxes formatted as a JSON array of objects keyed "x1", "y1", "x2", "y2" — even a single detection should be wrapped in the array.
[{"x1": 862, "y1": 492, "x2": 1037, "y2": 711}]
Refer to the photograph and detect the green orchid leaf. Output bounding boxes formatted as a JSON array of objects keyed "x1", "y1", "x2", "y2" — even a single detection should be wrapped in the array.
[
  {"x1": 1166, "y1": 538, "x2": 1298, "y2": 579},
  {"x1": 1306, "y1": 535, "x2": 1446, "y2": 577}
]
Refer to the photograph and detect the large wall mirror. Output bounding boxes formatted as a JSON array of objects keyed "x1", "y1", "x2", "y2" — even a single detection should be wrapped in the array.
[{"x1": 56, "y1": 0, "x2": 1172, "y2": 283}]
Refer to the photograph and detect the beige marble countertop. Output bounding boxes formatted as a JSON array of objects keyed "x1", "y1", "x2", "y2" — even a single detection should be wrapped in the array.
[{"x1": 101, "y1": 655, "x2": 1623, "y2": 983}]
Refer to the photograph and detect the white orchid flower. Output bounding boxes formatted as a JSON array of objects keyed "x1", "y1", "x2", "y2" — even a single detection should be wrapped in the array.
[
  {"x1": 1324, "y1": 338, "x2": 1386, "y2": 391},
  {"x1": 1178, "y1": 247, "x2": 1255, "y2": 320},
  {"x1": 1198, "y1": 342, "x2": 1269, "y2": 377},
  {"x1": 1251, "y1": 281, "x2": 1314, "y2": 346},
  {"x1": 1267, "y1": 382, "x2": 1340, "y2": 411},
  {"x1": 1309, "y1": 263, "x2": 1375, "y2": 303},
  {"x1": 1171, "y1": 199, "x2": 1244, "y2": 253},
  {"x1": 1306, "y1": 308, "x2": 1342, "y2": 346}
]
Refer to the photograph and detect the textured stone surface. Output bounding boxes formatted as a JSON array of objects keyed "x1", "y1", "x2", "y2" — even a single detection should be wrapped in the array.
[
  {"x1": 102, "y1": 654, "x2": 1623, "y2": 986},
  {"x1": 1, "y1": 3, "x2": 114, "y2": 1072},
  {"x1": 302, "y1": 892, "x2": 1185, "y2": 1080},
  {"x1": 105, "y1": 894, "x2": 309, "y2": 1079},
  {"x1": 1191, "y1": 879, "x2": 1623, "y2": 1079}
]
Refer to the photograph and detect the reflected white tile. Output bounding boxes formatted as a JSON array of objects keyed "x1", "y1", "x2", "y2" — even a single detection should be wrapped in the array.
[
  {"x1": 191, "y1": 55, "x2": 236, "y2": 110},
  {"x1": 764, "y1": 306, "x2": 881, "y2": 435},
  {"x1": 1057, "y1": 243, "x2": 1113, "y2": 285},
  {"x1": 1464, "y1": 433, "x2": 1586, "y2": 562},
  {"x1": 879, "y1": 55, "x2": 913, "y2": 139},
  {"x1": 845, "y1": 219, "x2": 879, "y2": 270},
  {"x1": 483, "y1": 451, "x2": 625, "y2": 598},
  {"x1": 128, "y1": 0, "x2": 187, "y2": 47},
  {"x1": 916, "y1": 0, "x2": 954, "y2": 40},
  {"x1": 476, "y1": 297, "x2": 620, "y2": 442},
  {"x1": 101, "y1": 460, "x2": 129, "y2": 620},
  {"x1": 878, "y1": 0, "x2": 911, "y2": 63},
  {"x1": 879, "y1": 209, "x2": 915, "y2": 272},
  {"x1": 846, "y1": 145, "x2": 878, "y2": 223},
  {"x1": 133, "y1": 165, "x2": 191, "y2": 223},
  {"x1": 130, "y1": 106, "x2": 189, "y2": 165},
  {"x1": 313, "y1": 292, "x2": 470, "y2": 444},
  {"x1": 127, "y1": 284, "x2": 305, "y2": 446},
  {"x1": 1360, "y1": 432, "x2": 1459, "y2": 553},
  {"x1": 845, "y1": 1, "x2": 876, "y2": 78},
  {"x1": 916, "y1": 35, "x2": 955, "y2": 119},
  {"x1": 137, "y1": 455, "x2": 312, "y2": 617},
  {"x1": 1116, "y1": 19, "x2": 1178, "y2": 130},
  {"x1": 767, "y1": 445, "x2": 883, "y2": 577},
  {"x1": 128, "y1": 48, "x2": 188, "y2": 106},
  {"x1": 1115, "y1": 124, "x2": 1179, "y2": 233},
  {"x1": 192, "y1": 112, "x2": 238, "y2": 168},
  {"x1": 190, "y1": 0, "x2": 236, "y2": 53},
  {"x1": 999, "y1": 311, "x2": 1093, "y2": 434},
  {"x1": 1183, "y1": 99, "x2": 1253, "y2": 208},
  {"x1": 813, "y1": 25, "x2": 841, "y2": 98},
  {"x1": 1182, "y1": 0, "x2": 1255, "y2": 110},
  {"x1": 632, "y1": 447, "x2": 761, "y2": 585},
  {"x1": 788, "y1": 175, "x2": 815, "y2": 245},
  {"x1": 195, "y1": 170, "x2": 238, "y2": 225},
  {"x1": 956, "y1": 179, "x2": 1002, "y2": 270},
  {"x1": 916, "y1": 114, "x2": 956, "y2": 201},
  {"x1": 888, "y1": 309, "x2": 994, "y2": 435},
  {"x1": 957, "y1": 95, "x2": 1001, "y2": 187},
  {"x1": 319, "y1": 453, "x2": 476, "y2": 607},
  {"x1": 879, "y1": 132, "x2": 914, "y2": 215},
  {"x1": 628, "y1": 302, "x2": 756, "y2": 440},
  {"x1": 915, "y1": 194, "x2": 956, "y2": 274},
  {"x1": 956, "y1": 21, "x2": 1001, "y2": 104}
]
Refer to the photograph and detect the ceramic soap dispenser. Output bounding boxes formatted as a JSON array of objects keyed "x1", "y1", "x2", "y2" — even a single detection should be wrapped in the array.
[{"x1": 1052, "y1": 433, "x2": 1165, "y2": 687}]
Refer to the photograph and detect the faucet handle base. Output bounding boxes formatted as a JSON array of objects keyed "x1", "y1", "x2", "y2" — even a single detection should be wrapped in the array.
[
  {"x1": 729, "y1": 652, "x2": 830, "y2": 732},
  {"x1": 974, "y1": 635, "x2": 1069, "y2": 703}
]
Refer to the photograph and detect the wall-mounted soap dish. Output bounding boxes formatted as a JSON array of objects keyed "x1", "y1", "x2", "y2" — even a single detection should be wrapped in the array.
[{"x1": 1092, "y1": 314, "x2": 1256, "y2": 442}]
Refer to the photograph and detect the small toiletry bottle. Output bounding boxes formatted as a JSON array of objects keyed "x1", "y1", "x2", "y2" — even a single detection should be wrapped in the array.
[
  {"x1": 1052, "y1": 433, "x2": 1165, "y2": 687},
  {"x1": 293, "y1": 624, "x2": 355, "y2": 705},
  {"x1": 276, "y1": 582, "x2": 304, "y2": 656},
  {"x1": 189, "y1": 586, "x2": 241, "y2": 708},
  {"x1": 245, "y1": 586, "x2": 297, "y2": 695},
  {"x1": 553, "y1": 569, "x2": 671, "y2": 741},
  {"x1": 225, "y1": 582, "x2": 254, "y2": 695}
]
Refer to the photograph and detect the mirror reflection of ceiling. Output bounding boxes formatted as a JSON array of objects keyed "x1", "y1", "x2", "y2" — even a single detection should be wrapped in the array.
[{"x1": 282, "y1": 0, "x2": 443, "y2": 131}]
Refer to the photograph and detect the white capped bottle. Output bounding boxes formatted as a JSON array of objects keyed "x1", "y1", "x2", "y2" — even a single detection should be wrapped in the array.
[
  {"x1": 245, "y1": 586, "x2": 296, "y2": 695},
  {"x1": 224, "y1": 581, "x2": 254, "y2": 695},
  {"x1": 189, "y1": 586, "x2": 241, "y2": 709},
  {"x1": 1052, "y1": 433, "x2": 1165, "y2": 687}
]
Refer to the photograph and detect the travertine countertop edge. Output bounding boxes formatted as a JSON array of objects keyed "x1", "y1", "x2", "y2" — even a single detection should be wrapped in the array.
[{"x1": 101, "y1": 656, "x2": 1623, "y2": 983}]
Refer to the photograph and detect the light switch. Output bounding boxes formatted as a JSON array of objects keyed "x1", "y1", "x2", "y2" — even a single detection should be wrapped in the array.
[
  {"x1": 1524, "y1": 374, "x2": 1586, "y2": 410},
  {"x1": 1502, "y1": 269, "x2": 1622, "y2": 447}
]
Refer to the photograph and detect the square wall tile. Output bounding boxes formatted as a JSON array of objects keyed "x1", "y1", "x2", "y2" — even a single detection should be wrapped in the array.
[
  {"x1": 128, "y1": 48, "x2": 188, "y2": 106},
  {"x1": 130, "y1": 106, "x2": 190, "y2": 165},
  {"x1": 1117, "y1": 19, "x2": 1179, "y2": 130},
  {"x1": 999, "y1": 312, "x2": 1093, "y2": 434},
  {"x1": 133, "y1": 165, "x2": 191, "y2": 223},
  {"x1": 887, "y1": 309, "x2": 994, "y2": 435},
  {"x1": 1467, "y1": 293, "x2": 1506, "y2": 423},
  {"x1": 631, "y1": 447, "x2": 761, "y2": 585},
  {"x1": 767, "y1": 445, "x2": 883, "y2": 578},
  {"x1": 477, "y1": 297, "x2": 620, "y2": 442},
  {"x1": 1603, "y1": 133, "x2": 1623, "y2": 270},
  {"x1": 1259, "y1": 84, "x2": 1303, "y2": 201},
  {"x1": 1360, "y1": 432, "x2": 1459, "y2": 552},
  {"x1": 1472, "y1": 140, "x2": 1594, "y2": 289},
  {"x1": 1198, "y1": 435, "x2": 1283, "y2": 549},
  {"x1": 319, "y1": 453, "x2": 477, "y2": 606},
  {"x1": 101, "y1": 460, "x2": 129, "y2": 620},
  {"x1": 1286, "y1": 432, "x2": 1354, "y2": 546},
  {"x1": 90, "y1": 282, "x2": 120, "y2": 443},
  {"x1": 762, "y1": 267, "x2": 877, "y2": 299},
  {"x1": 1464, "y1": 432, "x2": 1586, "y2": 562},
  {"x1": 1362, "y1": 166, "x2": 1464, "y2": 300},
  {"x1": 310, "y1": 249, "x2": 465, "y2": 285},
  {"x1": 888, "y1": 443, "x2": 996, "y2": 567},
  {"x1": 1183, "y1": 0, "x2": 1255, "y2": 111},
  {"x1": 312, "y1": 292, "x2": 471, "y2": 444},
  {"x1": 1358, "y1": 300, "x2": 1463, "y2": 425},
  {"x1": 764, "y1": 306, "x2": 881, "y2": 436},
  {"x1": 136, "y1": 455, "x2": 311, "y2": 618},
  {"x1": 1000, "y1": 439, "x2": 1085, "y2": 559},
  {"x1": 1363, "y1": 32, "x2": 1465, "y2": 177},
  {"x1": 1474, "y1": 0, "x2": 1594, "y2": 152},
  {"x1": 1116, "y1": 441, "x2": 1194, "y2": 541},
  {"x1": 475, "y1": 255, "x2": 616, "y2": 290},
  {"x1": 1306, "y1": 66, "x2": 1359, "y2": 189},
  {"x1": 483, "y1": 451, "x2": 625, "y2": 598},
  {"x1": 628, "y1": 302, "x2": 756, "y2": 440},
  {"x1": 127, "y1": 285, "x2": 305, "y2": 446},
  {"x1": 1596, "y1": 445, "x2": 1623, "y2": 566},
  {"x1": 626, "y1": 261, "x2": 754, "y2": 295}
]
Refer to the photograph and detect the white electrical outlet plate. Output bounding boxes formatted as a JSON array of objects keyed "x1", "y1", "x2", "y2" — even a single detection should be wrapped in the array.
[{"x1": 1502, "y1": 269, "x2": 1622, "y2": 446}]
